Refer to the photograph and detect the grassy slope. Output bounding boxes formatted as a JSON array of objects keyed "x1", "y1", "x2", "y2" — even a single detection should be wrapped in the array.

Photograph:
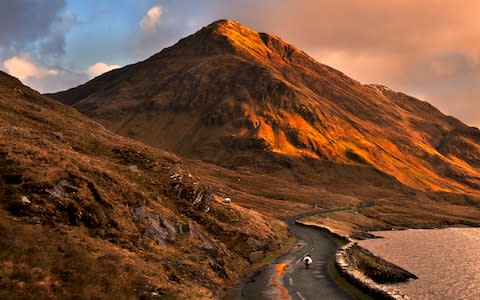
[{"x1": 0, "y1": 71, "x2": 289, "y2": 299}]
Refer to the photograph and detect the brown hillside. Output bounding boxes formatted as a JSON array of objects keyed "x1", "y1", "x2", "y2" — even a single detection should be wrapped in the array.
[
  {"x1": 0, "y1": 70, "x2": 289, "y2": 299},
  {"x1": 50, "y1": 19, "x2": 480, "y2": 197}
]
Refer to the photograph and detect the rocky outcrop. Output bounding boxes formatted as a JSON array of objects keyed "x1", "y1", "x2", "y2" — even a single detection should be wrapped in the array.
[
  {"x1": 335, "y1": 242, "x2": 413, "y2": 300},
  {"x1": 248, "y1": 251, "x2": 264, "y2": 264}
]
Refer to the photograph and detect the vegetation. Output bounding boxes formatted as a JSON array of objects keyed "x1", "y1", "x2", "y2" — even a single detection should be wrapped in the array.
[
  {"x1": 0, "y1": 215, "x2": 151, "y2": 299},
  {"x1": 347, "y1": 244, "x2": 417, "y2": 284},
  {"x1": 0, "y1": 70, "x2": 289, "y2": 299},
  {"x1": 327, "y1": 258, "x2": 374, "y2": 300},
  {"x1": 1, "y1": 17, "x2": 480, "y2": 299}
]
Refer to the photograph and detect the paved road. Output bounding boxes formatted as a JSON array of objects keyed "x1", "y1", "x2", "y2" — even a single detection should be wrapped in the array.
[{"x1": 226, "y1": 212, "x2": 356, "y2": 300}]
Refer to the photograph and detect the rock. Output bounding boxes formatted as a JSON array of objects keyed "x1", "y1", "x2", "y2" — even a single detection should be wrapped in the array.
[
  {"x1": 20, "y1": 195, "x2": 31, "y2": 204},
  {"x1": 14, "y1": 88, "x2": 24, "y2": 96},
  {"x1": 248, "y1": 251, "x2": 264, "y2": 264},
  {"x1": 335, "y1": 242, "x2": 413, "y2": 300},
  {"x1": 193, "y1": 191, "x2": 205, "y2": 205},
  {"x1": 170, "y1": 173, "x2": 182, "y2": 181},
  {"x1": 179, "y1": 224, "x2": 190, "y2": 234},
  {"x1": 247, "y1": 237, "x2": 263, "y2": 249},
  {"x1": 128, "y1": 165, "x2": 140, "y2": 173},
  {"x1": 31, "y1": 104, "x2": 41, "y2": 112},
  {"x1": 52, "y1": 131, "x2": 64, "y2": 140},
  {"x1": 132, "y1": 207, "x2": 179, "y2": 244},
  {"x1": 223, "y1": 197, "x2": 232, "y2": 204},
  {"x1": 46, "y1": 179, "x2": 77, "y2": 199}
]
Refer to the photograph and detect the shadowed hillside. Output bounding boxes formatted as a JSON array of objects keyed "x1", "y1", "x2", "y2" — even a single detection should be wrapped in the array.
[
  {"x1": 50, "y1": 20, "x2": 480, "y2": 198},
  {"x1": 0, "y1": 70, "x2": 289, "y2": 299}
]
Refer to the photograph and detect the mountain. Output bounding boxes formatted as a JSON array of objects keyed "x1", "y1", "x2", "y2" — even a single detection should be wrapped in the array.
[
  {"x1": 0, "y1": 70, "x2": 288, "y2": 299},
  {"x1": 50, "y1": 19, "x2": 480, "y2": 197}
]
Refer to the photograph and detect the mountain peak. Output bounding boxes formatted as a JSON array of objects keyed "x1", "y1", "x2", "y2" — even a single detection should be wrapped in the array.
[
  {"x1": 205, "y1": 19, "x2": 265, "y2": 41},
  {"x1": 205, "y1": 19, "x2": 247, "y2": 32},
  {"x1": 50, "y1": 20, "x2": 480, "y2": 196},
  {"x1": 208, "y1": 19, "x2": 271, "y2": 58},
  {"x1": 159, "y1": 19, "x2": 300, "y2": 63}
]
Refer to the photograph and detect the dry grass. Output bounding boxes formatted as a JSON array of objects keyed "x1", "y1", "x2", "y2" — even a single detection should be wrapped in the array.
[
  {"x1": 0, "y1": 71, "x2": 289, "y2": 299},
  {"x1": 346, "y1": 244, "x2": 417, "y2": 284},
  {"x1": 2, "y1": 17, "x2": 480, "y2": 297},
  {"x1": 301, "y1": 193, "x2": 480, "y2": 239},
  {"x1": 0, "y1": 212, "x2": 152, "y2": 299}
]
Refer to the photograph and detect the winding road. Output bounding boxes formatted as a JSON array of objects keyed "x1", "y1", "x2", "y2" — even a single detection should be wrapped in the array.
[{"x1": 226, "y1": 210, "x2": 363, "y2": 300}]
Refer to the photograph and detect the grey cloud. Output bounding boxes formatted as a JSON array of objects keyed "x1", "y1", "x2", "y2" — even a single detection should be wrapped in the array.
[
  {"x1": 0, "y1": 0, "x2": 80, "y2": 93},
  {"x1": 0, "y1": 0, "x2": 68, "y2": 60},
  {"x1": 37, "y1": 12, "x2": 77, "y2": 61}
]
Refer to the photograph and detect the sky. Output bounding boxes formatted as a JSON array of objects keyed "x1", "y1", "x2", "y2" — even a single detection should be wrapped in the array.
[{"x1": 0, "y1": 0, "x2": 478, "y2": 128}]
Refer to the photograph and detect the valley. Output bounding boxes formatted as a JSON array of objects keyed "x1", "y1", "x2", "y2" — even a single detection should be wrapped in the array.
[{"x1": 1, "y1": 18, "x2": 479, "y2": 300}]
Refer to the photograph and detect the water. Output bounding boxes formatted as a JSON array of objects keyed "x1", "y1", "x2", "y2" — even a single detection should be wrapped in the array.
[{"x1": 356, "y1": 228, "x2": 480, "y2": 300}]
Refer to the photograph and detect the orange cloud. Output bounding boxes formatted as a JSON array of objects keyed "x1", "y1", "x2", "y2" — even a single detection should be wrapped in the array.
[
  {"x1": 140, "y1": 5, "x2": 163, "y2": 31},
  {"x1": 3, "y1": 56, "x2": 58, "y2": 81}
]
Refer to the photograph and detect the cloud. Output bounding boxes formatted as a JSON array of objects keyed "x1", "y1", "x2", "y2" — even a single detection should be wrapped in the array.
[
  {"x1": 2, "y1": 57, "x2": 120, "y2": 93},
  {"x1": 0, "y1": 0, "x2": 80, "y2": 93},
  {"x1": 140, "y1": 5, "x2": 163, "y2": 32},
  {"x1": 87, "y1": 62, "x2": 120, "y2": 78},
  {"x1": 0, "y1": 0, "x2": 72, "y2": 61},
  {"x1": 3, "y1": 56, "x2": 59, "y2": 81},
  {"x1": 3, "y1": 55, "x2": 88, "y2": 93},
  {"x1": 37, "y1": 12, "x2": 77, "y2": 61},
  {"x1": 130, "y1": 4, "x2": 180, "y2": 60}
]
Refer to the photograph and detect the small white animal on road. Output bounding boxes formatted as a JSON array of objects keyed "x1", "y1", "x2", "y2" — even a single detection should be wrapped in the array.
[{"x1": 303, "y1": 254, "x2": 312, "y2": 269}]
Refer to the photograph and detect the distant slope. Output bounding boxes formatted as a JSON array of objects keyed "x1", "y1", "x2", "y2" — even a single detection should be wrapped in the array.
[
  {"x1": 50, "y1": 19, "x2": 480, "y2": 196},
  {"x1": 0, "y1": 70, "x2": 288, "y2": 299}
]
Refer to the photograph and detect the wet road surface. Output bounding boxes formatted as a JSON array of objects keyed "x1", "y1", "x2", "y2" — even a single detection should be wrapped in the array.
[{"x1": 227, "y1": 213, "x2": 354, "y2": 300}]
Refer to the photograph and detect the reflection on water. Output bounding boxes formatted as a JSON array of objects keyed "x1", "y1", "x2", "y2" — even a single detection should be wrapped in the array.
[{"x1": 357, "y1": 228, "x2": 480, "y2": 300}]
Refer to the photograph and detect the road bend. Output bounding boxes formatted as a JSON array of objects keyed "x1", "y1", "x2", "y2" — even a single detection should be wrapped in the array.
[{"x1": 227, "y1": 211, "x2": 356, "y2": 300}]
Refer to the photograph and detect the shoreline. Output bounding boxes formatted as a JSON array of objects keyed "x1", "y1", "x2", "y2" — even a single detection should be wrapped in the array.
[
  {"x1": 355, "y1": 226, "x2": 480, "y2": 300},
  {"x1": 224, "y1": 213, "x2": 476, "y2": 300},
  {"x1": 296, "y1": 221, "x2": 413, "y2": 300}
]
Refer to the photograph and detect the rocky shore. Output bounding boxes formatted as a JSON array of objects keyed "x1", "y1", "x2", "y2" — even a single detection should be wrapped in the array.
[
  {"x1": 297, "y1": 222, "x2": 416, "y2": 299},
  {"x1": 336, "y1": 242, "x2": 415, "y2": 300}
]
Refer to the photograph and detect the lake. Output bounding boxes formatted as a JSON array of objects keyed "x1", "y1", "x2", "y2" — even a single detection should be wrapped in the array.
[{"x1": 356, "y1": 228, "x2": 480, "y2": 300}]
